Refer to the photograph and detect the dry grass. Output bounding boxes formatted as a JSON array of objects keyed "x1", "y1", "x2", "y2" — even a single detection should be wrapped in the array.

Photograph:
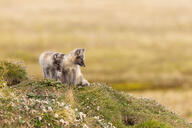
[
  {"x1": 64, "y1": 88, "x2": 75, "y2": 107},
  {"x1": 130, "y1": 89, "x2": 192, "y2": 122},
  {"x1": 0, "y1": 0, "x2": 192, "y2": 87}
]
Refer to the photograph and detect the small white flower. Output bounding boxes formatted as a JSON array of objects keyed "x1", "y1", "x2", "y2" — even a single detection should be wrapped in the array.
[
  {"x1": 74, "y1": 119, "x2": 80, "y2": 122},
  {"x1": 38, "y1": 117, "x2": 42, "y2": 121},
  {"x1": 3, "y1": 82, "x2": 6, "y2": 86},
  {"x1": 43, "y1": 101, "x2": 48, "y2": 104},
  {"x1": 60, "y1": 119, "x2": 65, "y2": 124},
  {"x1": 56, "y1": 101, "x2": 60, "y2": 105},
  {"x1": 36, "y1": 99, "x2": 40, "y2": 103},
  {"x1": 60, "y1": 119, "x2": 69, "y2": 126},
  {"x1": 96, "y1": 106, "x2": 100, "y2": 111},
  {"x1": 83, "y1": 124, "x2": 89, "y2": 128},
  {"x1": 24, "y1": 106, "x2": 29, "y2": 111},
  {"x1": 48, "y1": 106, "x2": 53, "y2": 112},
  {"x1": 108, "y1": 122, "x2": 113, "y2": 126},
  {"x1": 48, "y1": 123, "x2": 51, "y2": 126},
  {"x1": 94, "y1": 116, "x2": 99, "y2": 120},
  {"x1": 42, "y1": 108, "x2": 47, "y2": 112},
  {"x1": 98, "y1": 119, "x2": 104, "y2": 122},
  {"x1": 54, "y1": 113, "x2": 58, "y2": 118},
  {"x1": 75, "y1": 108, "x2": 78, "y2": 112},
  {"x1": 64, "y1": 105, "x2": 70, "y2": 110},
  {"x1": 79, "y1": 112, "x2": 86, "y2": 120},
  {"x1": 10, "y1": 102, "x2": 14, "y2": 107},
  {"x1": 60, "y1": 102, "x2": 65, "y2": 107},
  {"x1": 40, "y1": 105, "x2": 45, "y2": 109}
]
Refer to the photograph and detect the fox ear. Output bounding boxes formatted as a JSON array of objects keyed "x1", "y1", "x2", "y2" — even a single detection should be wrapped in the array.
[
  {"x1": 60, "y1": 54, "x2": 65, "y2": 58},
  {"x1": 53, "y1": 53, "x2": 59, "y2": 59},
  {"x1": 74, "y1": 48, "x2": 85, "y2": 56}
]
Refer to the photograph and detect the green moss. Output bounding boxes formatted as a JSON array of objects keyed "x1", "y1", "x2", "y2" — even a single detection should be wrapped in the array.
[
  {"x1": 111, "y1": 82, "x2": 153, "y2": 91},
  {"x1": 0, "y1": 61, "x2": 27, "y2": 86},
  {"x1": 74, "y1": 84, "x2": 190, "y2": 128},
  {"x1": 133, "y1": 120, "x2": 172, "y2": 128},
  {"x1": 74, "y1": 85, "x2": 126, "y2": 127}
]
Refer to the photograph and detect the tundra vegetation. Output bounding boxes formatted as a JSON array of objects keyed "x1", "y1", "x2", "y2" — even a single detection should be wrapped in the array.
[
  {"x1": 0, "y1": 0, "x2": 192, "y2": 122},
  {"x1": 0, "y1": 61, "x2": 191, "y2": 128}
]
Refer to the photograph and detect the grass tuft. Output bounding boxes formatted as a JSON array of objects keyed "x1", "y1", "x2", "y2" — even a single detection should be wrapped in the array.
[
  {"x1": 0, "y1": 61, "x2": 27, "y2": 86},
  {"x1": 133, "y1": 120, "x2": 172, "y2": 128}
]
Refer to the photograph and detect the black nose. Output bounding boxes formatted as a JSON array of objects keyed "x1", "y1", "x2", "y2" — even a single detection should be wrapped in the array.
[
  {"x1": 81, "y1": 61, "x2": 85, "y2": 67},
  {"x1": 81, "y1": 63, "x2": 85, "y2": 67}
]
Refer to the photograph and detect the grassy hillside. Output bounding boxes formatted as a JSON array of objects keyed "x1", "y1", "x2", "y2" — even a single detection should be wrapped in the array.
[
  {"x1": 131, "y1": 88, "x2": 192, "y2": 122},
  {"x1": 0, "y1": 62, "x2": 191, "y2": 128},
  {"x1": 1, "y1": 80, "x2": 191, "y2": 128}
]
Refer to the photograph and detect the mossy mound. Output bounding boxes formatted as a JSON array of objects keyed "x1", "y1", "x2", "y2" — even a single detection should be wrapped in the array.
[
  {"x1": 0, "y1": 79, "x2": 190, "y2": 128},
  {"x1": 0, "y1": 61, "x2": 27, "y2": 86}
]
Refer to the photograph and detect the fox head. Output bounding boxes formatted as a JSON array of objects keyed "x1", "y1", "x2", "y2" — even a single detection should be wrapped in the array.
[
  {"x1": 72, "y1": 48, "x2": 86, "y2": 67},
  {"x1": 53, "y1": 53, "x2": 65, "y2": 70},
  {"x1": 53, "y1": 53, "x2": 65, "y2": 63}
]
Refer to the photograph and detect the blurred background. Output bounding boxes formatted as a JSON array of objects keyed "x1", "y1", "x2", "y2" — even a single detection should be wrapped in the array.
[{"x1": 0, "y1": 0, "x2": 192, "y2": 121}]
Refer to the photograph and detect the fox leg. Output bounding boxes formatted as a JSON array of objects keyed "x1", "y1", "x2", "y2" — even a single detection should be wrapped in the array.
[
  {"x1": 50, "y1": 68, "x2": 58, "y2": 80},
  {"x1": 44, "y1": 67, "x2": 51, "y2": 79},
  {"x1": 78, "y1": 76, "x2": 90, "y2": 86},
  {"x1": 43, "y1": 68, "x2": 48, "y2": 79},
  {"x1": 60, "y1": 70, "x2": 67, "y2": 84}
]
